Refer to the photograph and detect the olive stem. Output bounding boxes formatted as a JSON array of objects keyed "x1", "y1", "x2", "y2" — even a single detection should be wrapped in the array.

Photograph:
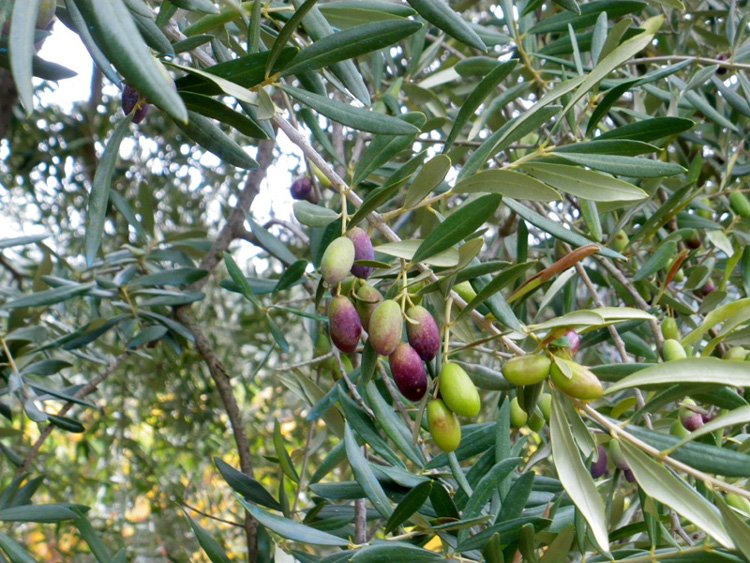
[{"x1": 581, "y1": 404, "x2": 750, "y2": 502}]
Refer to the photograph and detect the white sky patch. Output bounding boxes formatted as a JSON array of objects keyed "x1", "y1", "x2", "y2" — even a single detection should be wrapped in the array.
[{"x1": 8, "y1": 21, "x2": 302, "y2": 268}]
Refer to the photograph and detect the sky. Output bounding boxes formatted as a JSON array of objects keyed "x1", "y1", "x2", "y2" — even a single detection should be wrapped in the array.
[{"x1": 7, "y1": 21, "x2": 301, "y2": 254}]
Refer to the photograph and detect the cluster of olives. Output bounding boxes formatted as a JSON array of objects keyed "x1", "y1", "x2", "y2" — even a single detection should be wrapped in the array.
[
  {"x1": 319, "y1": 229, "x2": 482, "y2": 452},
  {"x1": 503, "y1": 330, "x2": 604, "y2": 431}
]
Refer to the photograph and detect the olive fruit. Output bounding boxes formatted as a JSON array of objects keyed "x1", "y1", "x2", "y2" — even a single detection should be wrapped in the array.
[
  {"x1": 682, "y1": 412, "x2": 704, "y2": 431},
  {"x1": 726, "y1": 493, "x2": 750, "y2": 515},
  {"x1": 327, "y1": 296, "x2": 362, "y2": 353},
  {"x1": 527, "y1": 410, "x2": 545, "y2": 432},
  {"x1": 608, "y1": 440, "x2": 629, "y2": 472},
  {"x1": 725, "y1": 346, "x2": 748, "y2": 361},
  {"x1": 684, "y1": 229, "x2": 701, "y2": 249},
  {"x1": 661, "y1": 317, "x2": 679, "y2": 341},
  {"x1": 368, "y1": 299, "x2": 403, "y2": 356},
  {"x1": 405, "y1": 305, "x2": 440, "y2": 361},
  {"x1": 590, "y1": 445, "x2": 609, "y2": 479},
  {"x1": 290, "y1": 177, "x2": 313, "y2": 201},
  {"x1": 389, "y1": 343, "x2": 428, "y2": 401},
  {"x1": 346, "y1": 227, "x2": 375, "y2": 279},
  {"x1": 550, "y1": 358, "x2": 604, "y2": 401},
  {"x1": 510, "y1": 397, "x2": 528, "y2": 428},
  {"x1": 354, "y1": 283, "x2": 383, "y2": 332},
  {"x1": 538, "y1": 393, "x2": 552, "y2": 421},
  {"x1": 428, "y1": 399, "x2": 461, "y2": 452},
  {"x1": 670, "y1": 419, "x2": 691, "y2": 439},
  {"x1": 611, "y1": 230, "x2": 629, "y2": 252},
  {"x1": 121, "y1": 84, "x2": 150, "y2": 124},
  {"x1": 320, "y1": 237, "x2": 355, "y2": 287},
  {"x1": 502, "y1": 355, "x2": 551, "y2": 386},
  {"x1": 439, "y1": 362, "x2": 481, "y2": 418},
  {"x1": 662, "y1": 339, "x2": 687, "y2": 361},
  {"x1": 453, "y1": 280, "x2": 477, "y2": 303},
  {"x1": 729, "y1": 191, "x2": 750, "y2": 218}
]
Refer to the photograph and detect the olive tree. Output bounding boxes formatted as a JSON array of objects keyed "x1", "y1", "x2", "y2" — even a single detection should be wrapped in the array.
[{"x1": 1, "y1": 0, "x2": 750, "y2": 561}]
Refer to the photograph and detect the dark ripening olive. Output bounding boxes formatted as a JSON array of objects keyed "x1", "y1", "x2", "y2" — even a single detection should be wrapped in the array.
[
  {"x1": 347, "y1": 227, "x2": 375, "y2": 279},
  {"x1": 550, "y1": 358, "x2": 604, "y2": 401},
  {"x1": 405, "y1": 305, "x2": 440, "y2": 361},
  {"x1": 684, "y1": 229, "x2": 701, "y2": 249},
  {"x1": 354, "y1": 283, "x2": 383, "y2": 332},
  {"x1": 122, "y1": 84, "x2": 140, "y2": 116},
  {"x1": 439, "y1": 362, "x2": 480, "y2": 418},
  {"x1": 368, "y1": 299, "x2": 403, "y2": 356},
  {"x1": 290, "y1": 177, "x2": 313, "y2": 201},
  {"x1": 320, "y1": 237, "x2": 355, "y2": 287},
  {"x1": 590, "y1": 445, "x2": 609, "y2": 479},
  {"x1": 502, "y1": 355, "x2": 551, "y2": 386},
  {"x1": 327, "y1": 296, "x2": 362, "y2": 353},
  {"x1": 682, "y1": 412, "x2": 704, "y2": 431},
  {"x1": 132, "y1": 104, "x2": 150, "y2": 124},
  {"x1": 428, "y1": 399, "x2": 461, "y2": 452},
  {"x1": 389, "y1": 343, "x2": 428, "y2": 401}
]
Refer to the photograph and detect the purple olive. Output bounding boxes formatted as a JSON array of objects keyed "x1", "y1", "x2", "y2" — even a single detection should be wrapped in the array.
[
  {"x1": 291, "y1": 177, "x2": 313, "y2": 201},
  {"x1": 328, "y1": 296, "x2": 362, "y2": 353},
  {"x1": 682, "y1": 412, "x2": 704, "y2": 431},
  {"x1": 590, "y1": 445, "x2": 609, "y2": 479},
  {"x1": 132, "y1": 103, "x2": 150, "y2": 124},
  {"x1": 623, "y1": 468, "x2": 636, "y2": 483},
  {"x1": 346, "y1": 227, "x2": 375, "y2": 279},
  {"x1": 389, "y1": 343, "x2": 428, "y2": 401},
  {"x1": 405, "y1": 305, "x2": 440, "y2": 361},
  {"x1": 122, "y1": 84, "x2": 140, "y2": 115}
]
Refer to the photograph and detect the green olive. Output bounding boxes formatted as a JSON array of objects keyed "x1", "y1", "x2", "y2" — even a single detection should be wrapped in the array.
[
  {"x1": 439, "y1": 362, "x2": 481, "y2": 418},
  {"x1": 428, "y1": 399, "x2": 461, "y2": 452},
  {"x1": 550, "y1": 358, "x2": 604, "y2": 401},
  {"x1": 502, "y1": 355, "x2": 551, "y2": 386}
]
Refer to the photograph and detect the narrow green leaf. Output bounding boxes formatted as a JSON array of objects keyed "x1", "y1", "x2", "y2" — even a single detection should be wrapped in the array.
[
  {"x1": 597, "y1": 117, "x2": 695, "y2": 142},
  {"x1": 529, "y1": 0, "x2": 645, "y2": 33},
  {"x1": 170, "y1": 0, "x2": 218, "y2": 13},
  {"x1": 175, "y1": 110, "x2": 258, "y2": 169},
  {"x1": 351, "y1": 542, "x2": 443, "y2": 562},
  {"x1": 284, "y1": 19, "x2": 422, "y2": 76},
  {"x1": 74, "y1": 516, "x2": 112, "y2": 563},
  {"x1": 607, "y1": 358, "x2": 750, "y2": 393},
  {"x1": 444, "y1": 60, "x2": 516, "y2": 150},
  {"x1": 716, "y1": 495, "x2": 750, "y2": 560},
  {"x1": 618, "y1": 440, "x2": 732, "y2": 548},
  {"x1": 248, "y1": 218, "x2": 297, "y2": 265},
  {"x1": 453, "y1": 169, "x2": 562, "y2": 201},
  {"x1": 348, "y1": 183, "x2": 402, "y2": 228},
  {"x1": 292, "y1": 0, "x2": 370, "y2": 104},
  {"x1": 8, "y1": 0, "x2": 41, "y2": 114},
  {"x1": 521, "y1": 162, "x2": 648, "y2": 201},
  {"x1": 129, "y1": 268, "x2": 207, "y2": 288},
  {"x1": 375, "y1": 240, "x2": 459, "y2": 268},
  {"x1": 412, "y1": 194, "x2": 501, "y2": 263},
  {"x1": 563, "y1": 20, "x2": 662, "y2": 116},
  {"x1": 73, "y1": 0, "x2": 187, "y2": 122},
  {"x1": 384, "y1": 481, "x2": 433, "y2": 533},
  {"x1": 406, "y1": 0, "x2": 487, "y2": 51},
  {"x1": 0, "y1": 532, "x2": 38, "y2": 563},
  {"x1": 0, "y1": 234, "x2": 48, "y2": 250},
  {"x1": 274, "y1": 260, "x2": 308, "y2": 294},
  {"x1": 682, "y1": 297, "x2": 750, "y2": 348},
  {"x1": 84, "y1": 117, "x2": 130, "y2": 266},
  {"x1": 267, "y1": 0, "x2": 319, "y2": 75},
  {"x1": 626, "y1": 425, "x2": 750, "y2": 478},
  {"x1": 461, "y1": 457, "x2": 521, "y2": 528},
  {"x1": 403, "y1": 155, "x2": 451, "y2": 208},
  {"x1": 0, "y1": 504, "x2": 81, "y2": 523},
  {"x1": 186, "y1": 514, "x2": 232, "y2": 563},
  {"x1": 339, "y1": 392, "x2": 404, "y2": 469},
  {"x1": 632, "y1": 241, "x2": 677, "y2": 282},
  {"x1": 552, "y1": 153, "x2": 685, "y2": 178},
  {"x1": 180, "y1": 92, "x2": 269, "y2": 139},
  {"x1": 352, "y1": 115, "x2": 424, "y2": 185},
  {"x1": 365, "y1": 382, "x2": 425, "y2": 467},
  {"x1": 273, "y1": 420, "x2": 300, "y2": 484},
  {"x1": 343, "y1": 424, "x2": 393, "y2": 518},
  {"x1": 553, "y1": 139, "x2": 659, "y2": 156},
  {"x1": 214, "y1": 459, "x2": 282, "y2": 511},
  {"x1": 293, "y1": 201, "x2": 339, "y2": 228},
  {"x1": 550, "y1": 394, "x2": 609, "y2": 553},
  {"x1": 458, "y1": 262, "x2": 537, "y2": 320},
  {"x1": 1, "y1": 283, "x2": 93, "y2": 310},
  {"x1": 282, "y1": 86, "x2": 418, "y2": 135},
  {"x1": 503, "y1": 199, "x2": 624, "y2": 260},
  {"x1": 223, "y1": 254, "x2": 262, "y2": 309}
]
